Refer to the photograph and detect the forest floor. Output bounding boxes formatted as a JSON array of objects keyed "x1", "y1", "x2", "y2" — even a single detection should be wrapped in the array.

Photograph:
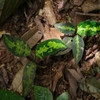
[{"x1": 0, "y1": 0, "x2": 100, "y2": 100}]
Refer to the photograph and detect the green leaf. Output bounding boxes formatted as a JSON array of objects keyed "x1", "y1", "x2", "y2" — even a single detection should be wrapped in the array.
[
  {"x1": 0, "y1": 0, "x2": 5, "y2": 10},
  {"x1": 3, "y1": 34, "x2": 31, "y2": 57},
  {"x1": 79, "y1": 77, "x2": 100, "y2": 93},
  {"x1": 22, "y1": 62, "x2": 36, "y2": 97},
  {"x1": 0, "y1": 0, "x2": 26, "y2": 24},
  {"x1": 36, "y1": 39, "x2": 67, "y2": 58},
  {"x1": 72, "y1": 35, "x2": 84, "y2": 63},
  {"x1": 54, "y1": 22, "x2": 76, "y2": 34},
  {"x1": 56, "y1": 91, "x2": 68, "y2": 100},
  {"x1": 77, "y1": 20, "x2": 100, "y2": 36},
  {"x1": 55, "y1": 36, "x2": 73, "y2": 56},
  {"x1": 34, "y1": 86, "x2": 53, "y2": 100},
  {"x1": 0, "y1": 89, "x2": 24, "y2": 100}
]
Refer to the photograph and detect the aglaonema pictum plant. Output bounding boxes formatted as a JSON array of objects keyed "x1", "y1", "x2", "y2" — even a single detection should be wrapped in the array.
[
  {"x1": 2, "y1": 33, "x2": 69, "y2": 99},
  {"x1": 2, "y1": 19, "x2": 100, "y2": 99},
  {"x1": 36, "y1": 19, "x2": 100, "y2": 63}
]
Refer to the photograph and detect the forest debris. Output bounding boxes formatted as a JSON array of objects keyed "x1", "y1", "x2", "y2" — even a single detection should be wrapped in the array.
[
  {"x1": 11, "y1": 66, "x2": 24, "y2": 93},
  {"x1": 51, "y1": 62, "x2": 65, "y2": 92},
  {"x1": 44, "y1": 0, "x2": 57, "y2": 25},
  {"x1": 80, "y1": 58, "x2": 96, "y2": 72},
  {"x1": 0, "y1": 64, "x2": 9, "y2": 85},
  {"x1": 57, "y1": 0, "x2": 68, "y2": 10},
  {"x1": 42, "y1": 25, "x2": 63, "y2": 40},
  {"x1": 95, "y1": 51, "x2": 100, "y2": 67},
  {"x1": 66, "y1": 71, "x2": 78, "y2": 98},
  {"x1": 73, "y1": 0, "x2": 84, "y2": 6},
  {"x1": 21, "y1": 26, "x2": 38, "y2": 41},
  {"x1": 68, "y1": 68, "x2": 84, "y2": 82},
  {"x1": 0, "y1": 46, "x2": 14, "y2": 64},
  {"x1": 79, "y1": 77, "x2": 100, "y2": 94},
  {"x1": 0, "y1": 30, "x2": 5, "y2": 38},
  {"x1": 27, "y1": 31, "x2": 43, "y2": 48},
  {"x1": 81, "y1": 0, "x2": 100, "y2": 13},
  {"x1": 34, "y1": 16, "x2": 44, "y2": 33},
  {"x1": 85, "y1": 49, "x2": 98, "y2": 60}
]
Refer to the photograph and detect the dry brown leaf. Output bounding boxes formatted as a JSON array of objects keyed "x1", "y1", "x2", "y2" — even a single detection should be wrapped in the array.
[
  {"x1": 68, "y1": 69, "x2": 83, "y2": 82},
  {"x1": 11, "y1": 66, "x2": 24, "y2": 93},
  {"x1": 66, "y1": 71, "x2": 78, "y2": 98},
  {"x1": 51, "y1": 62, "x2": 65, "y2": 92},
  {"x1": 0, "y1": 30, "x2": 5, "y2": 38},
  {"x1": 27, "y1": 31, "x2": 43, "y2": 48},
  {"x1": 81, "y1": 0, "x2": 100, "y2": 13},
  {"x1": 21, "y1": 26, "x2": 38, "y2": 41},
  {"x1": 42, "y1": 25, "x2": 63, "y2": 40},
  {"x1": 44, "y1": 0, "x2": 57, "y2": 25}
]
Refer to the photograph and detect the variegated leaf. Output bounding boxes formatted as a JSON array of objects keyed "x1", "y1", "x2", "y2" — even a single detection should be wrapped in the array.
[
  {"x1": 3, "y1": 34, "x2": 31, "y2": 57},
  {"x1": 36, "y1": 39, "x2": 67, "y2": 58},
  {"x1": 54, "y1": 22, "x2": 76, "y2": 34},
  {"x1": 0, "y1": 0, "x2": 25, "y2": 24},
  {"x1": 22, "y1": 62, "x2": 36, "y2": 97},
  {"x1": 72, "y1": 35, "x2": 84, "y2": 63},
  {"x1": 77, "y1": 20, "x2": 100, "y2": 36},
  {"x1": 55, "y1": 36, "x2": 73, "y2": 56}
]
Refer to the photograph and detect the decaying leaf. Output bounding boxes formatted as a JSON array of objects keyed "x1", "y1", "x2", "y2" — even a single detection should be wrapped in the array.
[
  {"x1": 21, "y1": 26, "x2": 38, "y2": 41},
  {"x1": 12, "y1": 67, "x2": 24, "y2": 93},
  {"x1": 66, "y1": 71, "x2": 78, "y2": 97},
  {"x1": 79, "y1": 77, "x2": 100, "y2": 94},
  {"x1": 68, "y1": 68, "x2": 84, "y2": 82},
  {"x1": 81, "y1": 0, "x2": 100, "y2": 13},
  {"x1": 0, "y1": 30, "x2": 5, "y2": 38},
  {"x1": 52, "y1": 62, "x2": 65, "y2": 92},
  {"x1": 44, "y1": 0, "x2": 57, "y2": 25},
  {"x1": 43, "y1": 25, "x2": 64, "y2": 40},
  {"x1": 27, "y1": 31, "x2": 43, "y2": 48}
]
